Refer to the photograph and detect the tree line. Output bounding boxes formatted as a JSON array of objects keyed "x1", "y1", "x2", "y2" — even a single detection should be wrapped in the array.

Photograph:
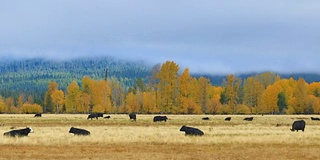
[{"x1": 0, "y1": 60, "x2": 320, "y2": 114}]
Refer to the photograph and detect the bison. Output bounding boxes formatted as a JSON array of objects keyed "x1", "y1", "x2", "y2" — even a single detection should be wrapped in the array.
[
  {"x1": 129, "y1": 113, "x2": 136, "y2": 121},
  {"x1": 3, "y1": 127, "x2": 34, "y2": 137},
  {"x1": 311, "y1": 117, "x2": 320, "y2": 121},
  {"x1": 104, "y1": 116, "x2": 111, "y2": 119},
  {"x1": 34, "y1": 113, "x2": 42, "y2": 117},
  {"x1": 243, "y1": 117, "x2": 253, "y2": 121},
  {"x1": 290, "y1": 120, "x2": 305, "y2": 132},
  {"x1": 153, "y1": 116, "x2": 168, "y2": 122},
  {"x1": 202, "y1": 117, "x2": 210, "y2": 120},
  {"x1": 96, "y1": 113, "x2": 103, "y2": 118},
  {"x1": 87, "y1": 114, "x2": 98, "y2": 120},
  {"x1": 180, "y1": 125, "x2": 204, "y2": 136},
  {"x1": 225, "y1": 117, "x2": 231, "y2": 121},
  {"x1": 69, "y1": 127, "x2": 90, "y2": 136}
]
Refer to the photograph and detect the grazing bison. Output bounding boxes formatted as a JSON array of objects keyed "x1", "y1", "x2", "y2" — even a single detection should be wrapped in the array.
[
  {"x1": 153, "y1": 116, "x2": 168, "y2": 122},
  {"x1": 202, "y1": 117, "x2": 210, "y2": 120},
  {"x1": 87, "y1": 114, "x2": 98, "y2": 120},
  {"x1": 34, "y1": 113, "x2": 42, "y2": 117},
  {"x1": 129, "y1": 113, "x2": 136, "y2": 121},
  {"x1": 3, "y1": 127, "x2": 34, "y2": 137},
  {"x1": 104, "y1": 116, "x2": 111, "y2": 119},
  {"x1": 69, "y1": 127, "x2": 90, "y2": 136},
  {"x1": 180, "y1": 125, "x2": 204, "y2": 136},
  {"x1": 311, "y1": 117, "x2": 320, "y2": 121},
  {"x1": 290, "y1": 120, "x2": 305, "y2": 132},
  {"x1": 225, "y1": 117, "x2": 231, "y2": 121},
  {"x1": 96, "y1": 113, "x2": 103, "y2": 118},
  {"x1": 243, "y1": 117, "x2": 254, "y2": 121}
]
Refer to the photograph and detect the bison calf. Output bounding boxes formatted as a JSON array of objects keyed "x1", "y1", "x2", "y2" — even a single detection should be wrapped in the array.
[
  {"x1": 34, "y1": 113, "x2": 42, "y2": 117},
  {"x1": 180, "y1": 125, "x2": 204, "y2": 136},
  {"x1": 202, "y1": 117, "x2": 210, "y2": 120},
  {"x1": 243, "y1": 117, "x2": 253, "y2": 121},
  {"x1": 104, "y1": 116, "x2": 111, "y2": 119},
  {"x1": 69, "y1": 127, "x2": 90, "y2": 136},
  {"x1": 290, "y1": 120, "x2": 305, "y2": 132}
]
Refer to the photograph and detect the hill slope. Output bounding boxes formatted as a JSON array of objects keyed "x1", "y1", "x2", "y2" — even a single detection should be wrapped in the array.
[{"x1": 0, "y1": 57, "x2": 151, "y2": 103}]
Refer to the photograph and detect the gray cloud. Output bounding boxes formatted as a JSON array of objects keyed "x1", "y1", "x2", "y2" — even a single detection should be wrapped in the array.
[{"x1": 0, "y1": 0, "x2": 319, "y2": 74}]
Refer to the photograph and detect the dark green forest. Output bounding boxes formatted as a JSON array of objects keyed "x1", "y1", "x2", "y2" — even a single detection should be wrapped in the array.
[
  {"x1": 1, "y1": 57, "x2": 320, "y2": 107},
  {"x1": 0, "y1": 57, "x2": 150, "y2": 105}
]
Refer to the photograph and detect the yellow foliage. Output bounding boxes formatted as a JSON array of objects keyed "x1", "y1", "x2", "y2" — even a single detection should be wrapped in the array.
[
  {"x1": 125, "y1": 92, "x2": 140, "y2": 113},
  {"x1": 0, "y1": 97, "x2": 8, "y2": 113},
  {"x1": 20, "y1": 103, "x2": 43, "y2": 114},
  {"x1": 235, "y1": 104, "x2": 251, "y2": 114}
]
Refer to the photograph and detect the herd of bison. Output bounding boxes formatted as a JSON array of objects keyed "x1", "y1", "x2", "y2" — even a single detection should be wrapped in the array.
[{"x1": 2, "y1": 113, "x2": 313, "y2": 137}]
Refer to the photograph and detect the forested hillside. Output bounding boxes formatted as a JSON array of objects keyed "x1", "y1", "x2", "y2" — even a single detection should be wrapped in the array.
[
  {"x1": 0, "y1": 57, "x2": 151, "y2": 105},
  {"x1": 1, "y1": 58, "x2": 320, "y2": 114}
]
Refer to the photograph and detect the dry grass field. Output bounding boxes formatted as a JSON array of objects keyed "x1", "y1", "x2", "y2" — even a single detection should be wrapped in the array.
[{"x1": 1, "y1": 114, "x2": 320, "y2": 160}]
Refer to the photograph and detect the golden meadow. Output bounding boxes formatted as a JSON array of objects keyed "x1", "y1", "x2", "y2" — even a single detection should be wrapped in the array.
[{"x1": 1, "y1": 114, "x2": 320, "y2": 159}]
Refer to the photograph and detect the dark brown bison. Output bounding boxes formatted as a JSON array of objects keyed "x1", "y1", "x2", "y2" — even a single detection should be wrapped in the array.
[{"x1": 290, "y1": 120, "x2": 305, "y2": 132}]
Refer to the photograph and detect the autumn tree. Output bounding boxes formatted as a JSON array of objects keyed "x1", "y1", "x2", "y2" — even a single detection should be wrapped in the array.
[
  {"x1": 156, "y1": 61, "x2": 179, "y2": 113},
  {"x1": 178, "y1": 68, "x2": 193, "y2": 113},
  {"x1": 44, "y1": 81, "x2": 58, "y2": 112},
  {"x1": 197, "y1": 77, "x2": 211, "y2": 113},
  {"x1": 75, "y1": 93, "x2": 91, "y2": 113},
  {"x1": 0, "y1": 96, "x2": 8, "y2": 113},
  {"x1": 51, "y1": 90, "x2": 65, "y2": 113},
  {"x1": 20, "y1": 103, "x2": 43, "y2": 114},
  {"x1": 223, "y1": 74, "x2": 242, "y2": 114},
  {"x1": 65, "y1": 81, "x2": 80, "y2": 113},
  {"x1": 259, "y1": 84, "x2": 282, "y2": 114},
  {"x1": 243, "y1": 77, "x2": 264, "y2": 114},
  {"x1": 289, "y1": 78, "x2": 307, "y2": 114},
  {"x1": 142, "y1": 91, "x2": 158, "y2": 113},
  {"x1": 125, "y1": 92, "x2": 140, "y2": 113},
  {"x1": 110, "y1": 78, "x2": 125, "y2": 111},
  {"x1": 5, "y1": 97, "x2": 16, "y2": 113},
  {"x1": 206, "y1": 86, "x2": 223, "y2": 114}
]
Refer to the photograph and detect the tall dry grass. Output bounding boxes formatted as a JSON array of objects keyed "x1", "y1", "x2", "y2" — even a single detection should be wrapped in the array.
[{"x1": 1, "y1": 114, "x2": 320, "y2": 159}]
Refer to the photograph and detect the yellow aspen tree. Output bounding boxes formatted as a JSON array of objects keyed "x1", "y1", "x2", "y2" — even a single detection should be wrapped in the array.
[
  {"x1": 259, "y1": 84, "x2": 282, "y2": 114},
  {"x1": 290, "y1": 78, "x2": 308, "y2": 114},
  {"x1": 257, "y1": 72, "x2": 280, "y2": 88},
  {"x1": 65, "y1": 81, "x2": 80, "y2": 113},
  {"x1": 0, "y1": 96, "x2": 8, "y2": 113},
  {"x1": 5, "y1": 97, "x2": 16, "y2": 113},
  {"x1": 243, "y1": 77, "x2": 264, "y2": 114},
  {"x1": 17, "y1": 94, "x2": 24, "y2": 108},
  {"x1": 75, "y1": 93, "x2": 91, "y2": 113},
  {"x1": 21, "y1": 103, "x2": 43, "y2": 114},
  {"x1": 125, "y1": 92, "x2": 140, "y2": 113},
  {"x1": 308, "y1": 82, "x2": 320, "y2": 97},
  {"x1": 156, "y1": 61, "x2": 179, "y2": 113},
  {"x1": 44, "y1": 81, "x2": 58, "y2": 112},
  {"x1": 225, "y1": 74, "x2": 241, "y2": 114},
  {"x1": 198, "y1": 77, "x2": 211, "y2": 113},
  {"x1": 178, "y1": 68, "x2": 192, "y2": 114},
  {"x1": 307, "y1": 95, "x2": 320, "y2": 113},
  {"x1": 206, "y1": 94, "x2": 222, "y2": 114},
  {"x1": 142, "y1": 91, "x2": 157, "y2": 113},
  {"x1": 51, "y1": 90, "x2": 65, "y2": 113},
  {"x1": 99, "y1": 80, "x2": 112, "y2": 113}
]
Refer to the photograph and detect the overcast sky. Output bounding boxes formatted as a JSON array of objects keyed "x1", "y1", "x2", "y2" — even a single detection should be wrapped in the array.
[{"x1": 1, "y1": 0, "x2": 320, "y2": 74}]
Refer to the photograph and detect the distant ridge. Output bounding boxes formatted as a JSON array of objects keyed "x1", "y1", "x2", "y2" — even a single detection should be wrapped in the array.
[{"x1": 0, "y1": 57, "x2": 319, "y2": 104}]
